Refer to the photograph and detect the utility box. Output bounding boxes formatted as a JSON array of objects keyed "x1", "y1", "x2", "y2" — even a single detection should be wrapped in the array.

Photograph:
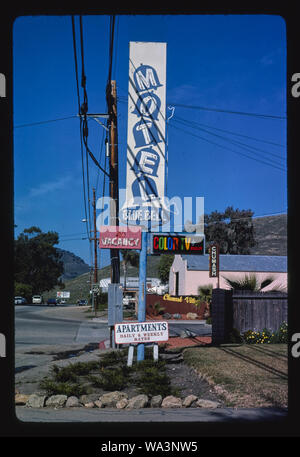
[{"x1": 108, "y1": 283, "x2": 123, "y2": 326}]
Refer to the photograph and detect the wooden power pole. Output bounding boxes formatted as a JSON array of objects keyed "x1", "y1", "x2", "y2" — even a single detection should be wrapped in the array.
[
  {"x1": 107, "y1": 80, "x2": 120, "y2": 284},
  {"x1": 92, "y1": 187, "x2": 98, "y2": 285}
]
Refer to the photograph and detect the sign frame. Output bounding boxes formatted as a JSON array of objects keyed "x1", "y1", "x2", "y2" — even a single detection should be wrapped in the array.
[
  {"x1": 150, "y1": 232, "x2": 205, "y2": 255},
  {"x1": 122, "y1": 41, "x2": 167, "y2": 228},
  {"x1": 209, "y1": 243, "x2": 220, "y2": 279},
  {"x1": 114, "y1": 320, "x2": 169, "y2": 345},
  {"x1": 99, "y1": 225, "x2": 142, "y2": 250}
]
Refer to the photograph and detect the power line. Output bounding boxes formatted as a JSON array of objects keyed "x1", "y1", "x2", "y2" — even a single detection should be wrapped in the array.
[
  {"x1": 168, "y1": 102, "x2": 287, "y2": 120},
  {"x1": 178, "y1": 116, "x2": 286, "y2": 151},
  {"x1": 71, "y1": 15, "x2": 90, "y2": 252},
  {"x1": 169, "y1": 121, "x2": 286, "y2": 173},
  {"x1": 173, "y1": 116, "x2": 286, "y2": 168},
  {"x1": 14, "y1": 115, "x2": 77, "y2": 128}
]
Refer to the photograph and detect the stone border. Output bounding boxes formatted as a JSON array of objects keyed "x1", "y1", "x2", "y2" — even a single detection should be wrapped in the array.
[{"x1": 15, "y1": 391, "x2": 221, "y2": 410}]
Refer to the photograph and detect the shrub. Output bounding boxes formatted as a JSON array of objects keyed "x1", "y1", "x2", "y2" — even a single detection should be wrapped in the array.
[
  {"x1": 243, "y1": 322, "x2": 288, "y2": 344},
  {"x1": 39, "y1": 378, "x2": 88, "y2": 397},
  {"x1": 229, "y1": 328, "x2": 243, "y2": 344}
]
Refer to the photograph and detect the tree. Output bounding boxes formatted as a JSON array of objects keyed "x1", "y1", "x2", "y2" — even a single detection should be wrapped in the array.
[
  {"x1": 222, "y1": 273, "x2": 276, "y2": 291},
  {"x1": 14, "y1": 226, "x2": 64, "y2": 294},
  {"x1": 158, "y1": 254, "x2": 174, "y2": 284},
  {"x1": 204, "y1": 206, "x2": 256, "y2": 254},
  {"x1": 120, "y1": 249, "x2": 139, "y2": 291}
]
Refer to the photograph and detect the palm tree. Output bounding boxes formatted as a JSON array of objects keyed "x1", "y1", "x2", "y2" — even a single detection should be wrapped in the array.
[
  {"x1": 222, "y1": 273, "x2": 276, "y2": 291},
  {"x1": 120, "y1": 250, "x2": 139, "y2": 291},
  {"x1": 197, "y1": 284, "x2": 213, "y2": 318}
]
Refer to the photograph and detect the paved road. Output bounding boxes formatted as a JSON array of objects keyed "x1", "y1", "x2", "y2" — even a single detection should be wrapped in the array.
[
  {"x1": 15, "y1": 305, "x2": 211, "y2": 350},
  {"x1": 15, "y1": 405, "x2": 288, "y2": 423},
  {"x1": 15, "y1": 305, "x2": 110, "y2": 349}
]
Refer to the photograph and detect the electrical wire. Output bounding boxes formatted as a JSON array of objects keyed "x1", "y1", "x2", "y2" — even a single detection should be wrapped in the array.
[
  {"x1": 168, "y1": 120, "x2": 286, "y2": 173},
  {"x1": 172, "y1": 116, "x2": 286, "y2": 168},
  {"x1": 168, "y1": 102, "x2": 286, "y2": 120},
  {"x1": 71, "y1": 15, "x2": 90, "y2": 253}
]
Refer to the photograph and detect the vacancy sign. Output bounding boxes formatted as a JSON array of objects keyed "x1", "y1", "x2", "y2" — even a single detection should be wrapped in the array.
[
  {"x1": 114, "y1": 321, "x2": 169, "y2": 345},
  {"x1": 99, "y1": 225, "x2": 142, "y2": 250}
]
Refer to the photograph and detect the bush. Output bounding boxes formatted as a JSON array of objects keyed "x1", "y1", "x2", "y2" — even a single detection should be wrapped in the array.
[
  {"x1": 39, "y1": 378, "x2": 88, "y2": 397},
  {"x1": 229, "y1": 328, "x2": 243, "y2": 344},
  {"x1": 243, "y1": 322, "x2": 288, "y2": 344},
  {"x1": 14, "y1": 282, "x2": 33, "y2": 302}
]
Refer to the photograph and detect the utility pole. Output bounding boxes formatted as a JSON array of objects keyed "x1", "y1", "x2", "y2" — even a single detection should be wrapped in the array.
[
  {"x1": 92, "y1": 187, "x2": 98, "y2": 285},
  {"x1": 107, "y1": 80, "x2": 120, "y2": 284}
]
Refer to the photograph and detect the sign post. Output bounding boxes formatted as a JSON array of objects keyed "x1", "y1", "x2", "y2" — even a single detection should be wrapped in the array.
[{"x1": 137, "y1": 231, "x2": 148, "y2": 361}]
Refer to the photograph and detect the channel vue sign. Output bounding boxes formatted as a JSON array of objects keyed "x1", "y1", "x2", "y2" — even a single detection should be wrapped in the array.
[{"x1": 121, "y1": 42, "x2": 167, "y2": 228}]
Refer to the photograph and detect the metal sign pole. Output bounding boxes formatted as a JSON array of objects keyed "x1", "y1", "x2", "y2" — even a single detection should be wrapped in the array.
[{"x1": 137, "y1": 231, "x2": 148, "y2": 362}]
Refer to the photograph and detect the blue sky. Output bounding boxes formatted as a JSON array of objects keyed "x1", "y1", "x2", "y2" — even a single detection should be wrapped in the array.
[{"x1": 13, "y1": 14, "x2": 287, "y2": 267}]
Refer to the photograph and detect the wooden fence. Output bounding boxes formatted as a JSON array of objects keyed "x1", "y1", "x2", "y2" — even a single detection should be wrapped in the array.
[{"x1": 232, "y1": 290, "x2": 288, "y2": 333}]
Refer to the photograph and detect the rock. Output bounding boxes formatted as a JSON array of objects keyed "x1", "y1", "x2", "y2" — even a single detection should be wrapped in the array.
[
  {"x1": 84, "y1": 402, "x2": 95, "y2": 408},
  {"x1": 161, "y1": 396, "x2": 183, "y2": 408},
  {"x1": 65, "y1": 396, "x2": 80, "y2": 408},
  {"x1": 45, "y1": 395, "x2": 67, "y2": 408},
  {"x1": 99, "y1": 391, "x2": 128, "y2": 408},
  {"x1": 94, "y1": 400, "x2": 104, "y2": 408},
  {"x1": 150, "y1": 395, "x2": 162, "y2": 408},
  {"x1": 196, "y1": 399, "x2": 221, "y2": 408},
  {"x1": 172, "y1": 313, "x2": 182, "y2": 319},
  {"x1": 186, "y1": 312, "x2": 198, "y2": 320},
  {"x1": 79, "y1": 394, "x2": 100, "y2": 404},
  {"x1": 15, "y1": 394, "x2": 30, "y2": 405},
  {"x1": 116, "y1": 398, "x2": 128, "y2": 409},
  {"x1": 26, "y1": 394, "x2": 47, "y2": 408},
  {"x1": 126, "y1": 395, "x2": 148, "y2": 409},
  {"x1": 160, "y1": 353, "x2": 183, "y2": 363},
  {"x1": 180, "y1": 329, "x2": 197, "y2": 338},
  {"x1": 163, "y1": 313, "x2": 172, "y2": 319},
  {"x1": 182, "y1": 395, "x2": 198, "y2": 407}
]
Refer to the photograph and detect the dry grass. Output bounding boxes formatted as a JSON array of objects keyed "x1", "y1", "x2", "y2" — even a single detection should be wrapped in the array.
[{"x1": 183, "y1": 344, "x2": 288, "y2": 408}]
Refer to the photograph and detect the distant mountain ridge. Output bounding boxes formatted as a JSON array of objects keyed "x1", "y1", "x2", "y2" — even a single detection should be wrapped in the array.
[
  {"x1": 57, "y1": 248, "x2": 90, "y2": 280},
  {"x1": 250, "y1": 214, "x2": 287, "y2": 256}
]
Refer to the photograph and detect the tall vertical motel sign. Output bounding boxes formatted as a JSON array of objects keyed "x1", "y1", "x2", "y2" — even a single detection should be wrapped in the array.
[{"x1": 122, "y1": 41, "x2": 167, "y2": 228}]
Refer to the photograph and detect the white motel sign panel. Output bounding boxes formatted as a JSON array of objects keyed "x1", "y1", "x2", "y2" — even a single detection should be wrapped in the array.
[
  {"x1": 121, "y1": 41, "x2": 167, "y2": 226},
  {"x1": 114, "y1": 321, "x2": 169, "y2": 345}
]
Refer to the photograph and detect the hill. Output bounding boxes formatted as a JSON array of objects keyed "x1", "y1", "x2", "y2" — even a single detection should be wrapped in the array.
[
  {"x1": 57, "y1": 248, "x2": 90, "y2": 280},
  {"x1": 250, "y1": 214, "x2": 287, "y2": 256}
]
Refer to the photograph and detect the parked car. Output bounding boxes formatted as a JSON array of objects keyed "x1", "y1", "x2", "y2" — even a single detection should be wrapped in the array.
[
  {"x1": 77, "y1": 299, "x2": 88, "y2": 306},
  {"x1": 32, "y1": 295, "x2": 43, "y2": 304},
  {"x1": 14, "y1": 296, "x2": 27, "y2": 305},
  {"x1": 47, "y1": 298, "x2": 57, "y2": 306}
]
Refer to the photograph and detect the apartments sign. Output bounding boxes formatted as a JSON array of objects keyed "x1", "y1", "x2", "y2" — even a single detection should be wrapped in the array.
[{"x1": 114, "y1": 321, "x2": 169, "y2": 345}]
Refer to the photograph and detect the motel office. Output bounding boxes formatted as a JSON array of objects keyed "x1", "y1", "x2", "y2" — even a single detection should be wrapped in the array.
[{"x1": 169, "y1": 254, "x2": 287, "y2": 296}]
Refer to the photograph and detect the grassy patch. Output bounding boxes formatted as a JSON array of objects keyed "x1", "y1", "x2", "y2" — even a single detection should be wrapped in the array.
[
  {"x1": 39, "y1": 348, "x2": 178, "y2": 398},
  {"x1": 183, "y1": 344, "x2": 288, "y2": 408}
]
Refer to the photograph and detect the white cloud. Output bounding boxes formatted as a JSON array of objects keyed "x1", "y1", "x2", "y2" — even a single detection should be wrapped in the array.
[{"x1": 28, "y1": 175, "x2": 73, "y2": 198}]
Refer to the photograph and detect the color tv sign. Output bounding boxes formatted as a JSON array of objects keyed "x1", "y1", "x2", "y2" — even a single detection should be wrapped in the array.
[{"x1": 99, "y1": 226, "x2": 142, "y2": 250}]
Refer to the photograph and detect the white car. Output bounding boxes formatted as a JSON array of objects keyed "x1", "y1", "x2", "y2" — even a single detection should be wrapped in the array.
[
  {"x1": 15, "y1": 296, "x2": 26, "y2": 305},
  {"x1": 32, "y1": 295, "x2": 43, "y2": 304}
]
